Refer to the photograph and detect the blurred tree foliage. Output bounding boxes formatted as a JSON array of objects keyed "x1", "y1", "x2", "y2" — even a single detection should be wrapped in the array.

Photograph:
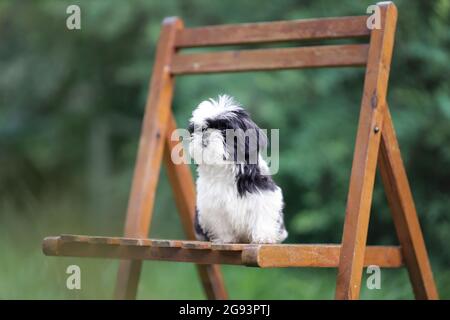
[{"x1": 0, "y1": 0, "x2": 448, "y2": 262}]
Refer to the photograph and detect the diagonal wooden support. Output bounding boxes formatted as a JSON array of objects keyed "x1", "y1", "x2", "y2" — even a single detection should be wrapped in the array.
[{"x1": 378, "y1": 107, "x2": 439, "y2": 299}]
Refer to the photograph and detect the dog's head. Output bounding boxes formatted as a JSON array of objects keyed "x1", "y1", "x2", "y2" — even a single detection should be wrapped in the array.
[{"x1": 188, "y1": 95, "x2": 266, "y2": 166}]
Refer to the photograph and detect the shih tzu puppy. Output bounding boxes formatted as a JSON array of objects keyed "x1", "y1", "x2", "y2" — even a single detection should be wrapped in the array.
[{"x1": 188, "y1": 95, "x2": 287, "y2": 244}]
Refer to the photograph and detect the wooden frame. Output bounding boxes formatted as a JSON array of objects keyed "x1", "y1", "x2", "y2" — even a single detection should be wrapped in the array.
[{"x1": 43, "y1": 2, "x2": 438, "y2": 300}]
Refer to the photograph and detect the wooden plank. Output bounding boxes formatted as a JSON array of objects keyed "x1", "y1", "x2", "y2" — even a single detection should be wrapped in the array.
[
  {"x1": 150, "y1": 239, "x2": 183, "y2": 247},
  {"x1": 43, "y1": 237, "x2": 243, "y2": 265},
  {"x1": 171, "y1": 44, "x2": 368, "y2": 74},
  {"x1": 55, "y1": 235, "x2": 205, "y2": 249},
  {"x1": 114, "y1": 17, "x2": 183, "y2": 300},
  {"x1": 61, "y1": 235, "x2": 151, "y2": 246},
  {"x1": 119, "y1": 238, "x2": 149, "y2": 246},
  {"x1": 243, "y1": 245, "x2": 403, "y2": 268},
  {"x1": 60, "y1": 234, "x2": 89, "y2": 243},
  {"x1": 164, "y1": 113, "x2": 228, "y2": 299},
  {"x1": 42, "y1": 237, "x2": 403, "y2": 268},
  {"x1": 182, "y1": 241, "x2": 212, "y2": 249},
  {"x1": 211, "y1": 243, "x2": 256, "y2": 251},
  {"x1": 175, "y1": 16, "x2": 370, "y2": 48},
  {"x1": 335, "y1": 2, "x2": 398, "y2": 300},
  {"x1": 378, "y1": 106, "x2": 439, "y2": 299}
]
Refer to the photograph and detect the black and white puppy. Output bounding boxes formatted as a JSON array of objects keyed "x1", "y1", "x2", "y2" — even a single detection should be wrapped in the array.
[{"x1": 188, "y1": 95, "x2": 287, "y2": 244}]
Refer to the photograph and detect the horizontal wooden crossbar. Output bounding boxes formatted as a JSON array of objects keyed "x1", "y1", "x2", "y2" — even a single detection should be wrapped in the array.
[
  {"x1": 171, "y1": 44, "x2": 369, "y2": 74},
  {"x1": 42, "y1": 235, "x2": 403, "y2": 268},
  {"x1": 175, "y1": 16, "x2": 370, "y2": 48}
]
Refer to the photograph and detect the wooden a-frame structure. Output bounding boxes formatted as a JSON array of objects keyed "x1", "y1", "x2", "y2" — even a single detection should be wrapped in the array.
[{"x1": 43, "y1": 2, "x2": 439, "y2": 300}]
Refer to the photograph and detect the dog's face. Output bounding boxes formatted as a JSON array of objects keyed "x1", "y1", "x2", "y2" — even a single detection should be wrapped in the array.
[{"x1": 188, "y1": 95, "x2": 266, "y2": 166}]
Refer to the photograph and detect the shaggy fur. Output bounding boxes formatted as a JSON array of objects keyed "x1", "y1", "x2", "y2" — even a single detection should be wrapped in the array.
[{"x1": 188, "y1": 95, "x2": 287, "y2": 244}]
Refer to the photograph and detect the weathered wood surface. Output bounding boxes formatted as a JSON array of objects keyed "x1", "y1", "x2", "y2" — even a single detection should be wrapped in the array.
[
  {"x1": 175, "y1": 16, "x2": 369, "y2": 48},
  {"x1": 43, "y1": 235, "x2": 403, "y2": 268},
  {"x1": 378, "y1": 107, "x2": 439, "y2": 299},
  {"x1": 171, "y1": 44, "x2": 369, "y2": 74},
  {"x1": 335, "y1": 2, "x2": 398, "y2": 300}
]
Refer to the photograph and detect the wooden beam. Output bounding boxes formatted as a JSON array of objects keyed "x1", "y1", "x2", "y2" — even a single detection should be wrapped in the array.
[
  {"x1": 175, "y1": 16, "x2": 370, "y2": 48},
  {"x1": 171, "y1": 44, "x2": 368, "y2": 74},
  {"x1": 244, "y1": 244, "x2": 403, "y2": 268},
  {"x1": 43, "y1": 236, "x2": 244, "y2": 265},
  {"x1": 378, "y1": 106, "x2": 439, "y2": 299},
  {"x1": 335, "y1": 2, "x2": 398, "y2": 300},
  {"x1": 42, "y1": 236, "x2": 403, "y2": 269}
]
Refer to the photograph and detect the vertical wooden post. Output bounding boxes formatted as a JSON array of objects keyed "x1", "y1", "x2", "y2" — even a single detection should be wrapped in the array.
[
  {"x1": 335, "y1": 2, "x2": 397, "y2": 300},
  {"x1": 163, "y1": 113, "x2": 228, "y2": 299},
  {"x1": 114, "y1": 17, "x2": 183, "y2": 300},
  {"x1": 378, "y1": 107, "x2": 439, "y2": 299}
]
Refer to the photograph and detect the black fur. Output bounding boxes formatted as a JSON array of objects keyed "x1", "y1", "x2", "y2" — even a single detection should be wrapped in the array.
[
  {"x1": 236, "y1": 164, "x2": 277, "y2": 196},
  {"x1": 187, "y1": 122, "x2": 195, "y2": 134},
  {"x1": 194, "y1": 208, "x2": 210, "y2": 241}
]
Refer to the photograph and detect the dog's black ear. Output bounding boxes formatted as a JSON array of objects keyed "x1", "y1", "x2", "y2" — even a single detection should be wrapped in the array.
[{"x1": 228, "y1": 110, "x2": 267, "y2": 165}]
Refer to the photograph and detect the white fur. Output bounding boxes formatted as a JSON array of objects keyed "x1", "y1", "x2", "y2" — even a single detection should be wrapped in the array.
[
  {"x1": 189, "y1": 95, "x2": 287, "y2": 244},
  {"x1": 190, "y1": 95, "x2": 241, "y2": 127}
]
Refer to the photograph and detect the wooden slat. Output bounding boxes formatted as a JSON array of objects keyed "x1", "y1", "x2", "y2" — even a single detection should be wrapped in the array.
[
  {"x1": 181, "y1": 241, "x2": 212, "y2": 249},
  {"x1": 60, "y1": 235, "x2": 183, "y2": 247},
  {"x1": 211, "y1": 243, "x2": 256, "y2": 251},
  {"x1": 42, "y1": 236, "x2": 403, "y2": 268},
  {"x1": 335, "y1": 2, "x2": 398, "y2": 300},
  {"x1": 175, "y1": 16, "x2": 370, "y2": 48},
  {"x1": 171, "y1": 44, "x2": 368, "y2": 74},
  {"x1": 61, "y1": 234, "x2": 144, "y2": 246},
  {"x1": 378, "y1": 106, "x2": 439, "y2": 299},
  {"x1": 243, "y1": 244, "x2": 403, "y2": 268},
  {"x1": 43, "y1": 237, "x2": 244, "y2": 265},
  {"x1": 151, "y1": 239, "x2": 183, "y2": 247}
]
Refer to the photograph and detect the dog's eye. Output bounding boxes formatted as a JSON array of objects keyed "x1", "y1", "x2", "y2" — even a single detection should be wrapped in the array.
[{"x1": 188, "y1": 123, "x2": 195, "y2": 134}]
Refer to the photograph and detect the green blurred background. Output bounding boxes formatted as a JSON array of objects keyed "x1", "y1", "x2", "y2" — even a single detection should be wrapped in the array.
[{"x1": 0, "y1": 0, "x2": 448, "y2": 299}]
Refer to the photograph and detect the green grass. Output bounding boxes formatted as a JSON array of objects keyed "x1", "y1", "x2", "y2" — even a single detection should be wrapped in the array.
[{"x1": 1, "y1": 187, "x2": 448, "y2": 300}]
